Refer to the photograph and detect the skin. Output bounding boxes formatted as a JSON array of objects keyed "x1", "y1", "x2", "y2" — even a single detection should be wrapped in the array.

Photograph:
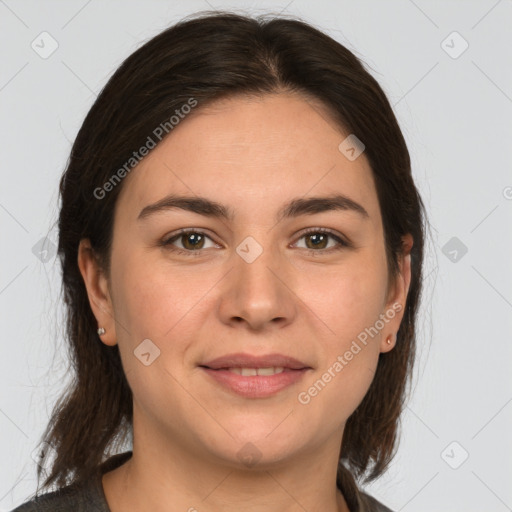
[{"x1": 78, "y1": 92, "x2": 412, "y2": 512}]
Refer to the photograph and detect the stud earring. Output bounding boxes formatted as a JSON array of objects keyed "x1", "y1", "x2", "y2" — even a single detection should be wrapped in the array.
[
  {"x1": 386, "y1": 334, "x2": 393, "y2": 345},
  {"x1": 97, "y1": 327, "x2": 106, "y2": 336}
]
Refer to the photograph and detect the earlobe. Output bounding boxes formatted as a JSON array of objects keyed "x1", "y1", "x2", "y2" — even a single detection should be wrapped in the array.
[
  {"x1": 77, "y1": 239, "x2": 117, "y2": 346},
  {"x1": 381, "y1": 333, "x2": 396, "y2": 353}
]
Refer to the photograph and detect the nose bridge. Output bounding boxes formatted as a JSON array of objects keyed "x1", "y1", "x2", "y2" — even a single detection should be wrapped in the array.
[{"x1": 218, "y1": 232, "x2": 295, "y2": 329}]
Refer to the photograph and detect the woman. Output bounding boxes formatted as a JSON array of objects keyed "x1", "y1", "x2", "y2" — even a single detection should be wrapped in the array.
[{"x1": 13, "y1": 10, "x2": 426, "y2": 512}]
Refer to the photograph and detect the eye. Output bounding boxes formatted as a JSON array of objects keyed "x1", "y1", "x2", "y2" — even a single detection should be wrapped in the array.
[
  {"x1": 293, "y1": 228, "x2": 350, "y2": 253},
  {"x1": 160, "y1": 229, "x2": 219, "y2": 255},
  {"x1": 160, "y1": 227, "x2": 350, "y2": 257}
]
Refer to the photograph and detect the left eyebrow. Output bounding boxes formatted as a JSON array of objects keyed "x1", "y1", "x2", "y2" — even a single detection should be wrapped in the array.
[
  {"x1": 137, "y1": 193, "x2": 370, "y2": 222},
  {"x1": 277, "y1": 194, "x2": 369, "y2": 222}
]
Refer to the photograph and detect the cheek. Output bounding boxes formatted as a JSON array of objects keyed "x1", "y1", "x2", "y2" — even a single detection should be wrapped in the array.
[
  {"x1": 301, "y1": 252, "x2": 389, "y2": 344},
  {"x1": 295, "y1": 250, "x2": 388, "y2": 407},
  {"x1": 108, "y1": 249, "x2": 207, "y2": 414},
  {"x1": 297, "y1": 273, "x2": 384, "y2": 427},
  {"x1": 110, "y1": 246, "x2": 207, "y2": 341}
]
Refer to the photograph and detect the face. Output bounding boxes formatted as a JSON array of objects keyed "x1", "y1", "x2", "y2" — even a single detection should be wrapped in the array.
[{"x1": 79, "y1": 92, "x2": 411, "y2": 469}]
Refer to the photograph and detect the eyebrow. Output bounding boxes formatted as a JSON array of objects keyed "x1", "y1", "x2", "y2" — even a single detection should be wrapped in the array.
[{"x1": 137, "y1": 193, "x2": 369, "y2": 222}]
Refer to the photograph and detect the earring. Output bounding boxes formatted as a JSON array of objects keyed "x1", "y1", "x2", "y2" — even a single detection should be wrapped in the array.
[
  {"x1": 97, "y1": 327, "x2": 106, "y2": 336},
  {"x1": 386, "y1": 334, "x2": 393, "y2": 345}
]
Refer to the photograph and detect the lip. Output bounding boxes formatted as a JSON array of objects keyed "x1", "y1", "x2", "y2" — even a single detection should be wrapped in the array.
[
  {"x1": 201, "y1": 367, "x2": 310, "y2": 398},
  {"x1": 200, "y1": 352, "x2": 310, "y2": 370},
  {"x1": 199, "y1": 352, "x2": 312, "y2": 399}
]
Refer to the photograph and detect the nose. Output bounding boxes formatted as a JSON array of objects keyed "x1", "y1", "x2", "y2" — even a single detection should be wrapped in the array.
[{"x1": 217, "y1": 241, "x2": 297, "y2": 332}]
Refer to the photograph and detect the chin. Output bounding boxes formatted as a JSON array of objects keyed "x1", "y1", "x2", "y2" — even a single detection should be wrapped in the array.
[{"x1": 203, "y1": 426, "x2": 306, "y2": 470}]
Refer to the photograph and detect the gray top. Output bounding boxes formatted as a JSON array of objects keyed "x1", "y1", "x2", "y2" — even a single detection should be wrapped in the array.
[{"x1": 11, "y1": 452, "x2": 393, "y2": 512}]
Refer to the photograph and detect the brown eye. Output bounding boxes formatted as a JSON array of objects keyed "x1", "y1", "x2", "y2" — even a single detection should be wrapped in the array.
[
  {"x1": 304, "y1": 232, "x2": 329, "y2": 250},
  {"x1": 294, "y1": 228, "x2": 349, "y2": 253},
  {"x1": 179, "y1": 232, "x2": 205, "y2": 250},
  {"x1": 162, "y1": 230, "x2": 218, "y2": 255}
]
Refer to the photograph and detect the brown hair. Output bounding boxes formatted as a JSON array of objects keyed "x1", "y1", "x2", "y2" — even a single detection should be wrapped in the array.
[{"x1": 34, "y1": 9, "x2": 426, "y2": 498}]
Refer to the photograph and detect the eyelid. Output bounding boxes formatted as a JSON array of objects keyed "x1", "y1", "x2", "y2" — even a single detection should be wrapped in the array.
[
  {"x1": 161, "y1": 228, "x2": 221, "y2": 250},
  {"x1": 291, "y1": 227, "x2": 350, "y2": 250}
]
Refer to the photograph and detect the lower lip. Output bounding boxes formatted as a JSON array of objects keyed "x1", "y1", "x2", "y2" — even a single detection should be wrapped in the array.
[{"x1": 200, "y1": 367, "x2": 309, "y2": 398}]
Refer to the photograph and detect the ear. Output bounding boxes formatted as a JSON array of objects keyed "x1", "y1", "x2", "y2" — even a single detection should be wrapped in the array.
[
  {"x1": 380, "y1": 233, "x2": 413, "y2": 353},
  {"x1": 77, "y1": 238, "x2": 117, "y2": 346}
]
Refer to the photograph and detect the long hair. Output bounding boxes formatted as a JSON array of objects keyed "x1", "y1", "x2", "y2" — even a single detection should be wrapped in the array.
[{"x1": 34, "y1": 10, "x2": 426, "y2": 497}]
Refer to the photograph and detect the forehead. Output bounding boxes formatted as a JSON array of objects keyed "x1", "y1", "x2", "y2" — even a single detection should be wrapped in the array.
[{"x1": 114, "y1": 92, "x2": 381, "y2": 226}]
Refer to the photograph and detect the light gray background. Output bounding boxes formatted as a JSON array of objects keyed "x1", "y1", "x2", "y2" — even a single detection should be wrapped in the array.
[{"x1": 1, "y1": 1, "x2": 511, "y2": 511}]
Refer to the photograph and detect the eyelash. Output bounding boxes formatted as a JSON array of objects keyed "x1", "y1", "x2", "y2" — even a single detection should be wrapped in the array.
[{"x1": 160, "y1": 227, "x2": 350, "y2": 256}]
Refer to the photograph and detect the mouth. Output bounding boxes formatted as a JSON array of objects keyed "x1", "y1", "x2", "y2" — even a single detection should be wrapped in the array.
[{"x1": 198, "y1": 353, "x2": 312, "y2": 398}]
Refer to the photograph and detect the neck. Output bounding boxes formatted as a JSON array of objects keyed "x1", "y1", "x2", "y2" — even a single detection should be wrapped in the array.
[{"x1": 102, "y1": 416, "x2": 351, "y2": 512}]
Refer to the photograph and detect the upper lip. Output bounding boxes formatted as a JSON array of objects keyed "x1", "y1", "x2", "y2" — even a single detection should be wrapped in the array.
[{"x1": 200, "y1": 353, "x2": 311, "y2": 370}]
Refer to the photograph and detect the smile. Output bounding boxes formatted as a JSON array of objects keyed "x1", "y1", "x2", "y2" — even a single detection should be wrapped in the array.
[{"x1": 200, "y1": 367, "x2": 309, "y2": 398}]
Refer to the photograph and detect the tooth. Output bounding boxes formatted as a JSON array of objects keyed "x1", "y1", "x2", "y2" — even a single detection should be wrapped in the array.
[
  {"x1": 256, "y1": 367, "x2": 275, "y2": 376},
  {"x1": 226, "y1": 367, "x2": 287, "y2": 376},
  {"x1": 257, "y1": 367, "x2": 284, "y2": 375}
]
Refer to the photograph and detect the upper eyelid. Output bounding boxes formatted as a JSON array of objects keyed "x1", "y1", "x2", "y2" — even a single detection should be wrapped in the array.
[
  {"x1": 293, "y1": 228, "x2": 349, "y2": 249},
  {"x1": 164, "y1": 228, "x2": 220, "y2": 245}
]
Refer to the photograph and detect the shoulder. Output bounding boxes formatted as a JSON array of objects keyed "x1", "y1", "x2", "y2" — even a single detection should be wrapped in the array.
[
  {"x1": 358, "y1": 490, "x2": 394, "y2": 512},
  {"x1": 11, "y1": 451, "x2": 132, "y2": 512},
  {"x1": 10, "y1": 480, "x2": 105, "y2": 512}
]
